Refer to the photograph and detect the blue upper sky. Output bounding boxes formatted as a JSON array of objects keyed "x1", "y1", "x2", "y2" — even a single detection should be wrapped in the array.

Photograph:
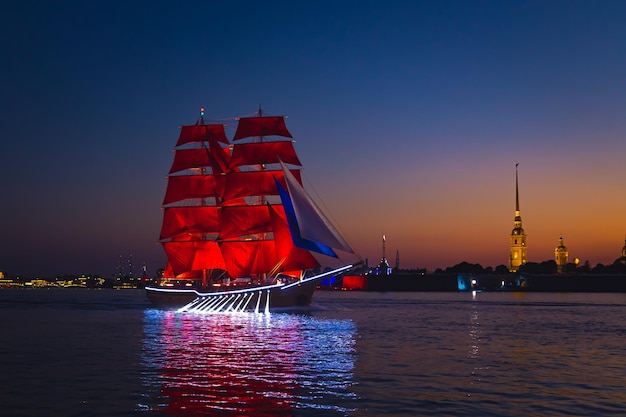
[{"x1": 2, "y1": 0, "x2": 625, "y2": 277}]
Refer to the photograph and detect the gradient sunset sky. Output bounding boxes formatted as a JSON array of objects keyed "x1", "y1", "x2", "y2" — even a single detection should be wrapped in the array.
[{"x1": 2, "y1": 0, "x2": 625, "y2": 277}]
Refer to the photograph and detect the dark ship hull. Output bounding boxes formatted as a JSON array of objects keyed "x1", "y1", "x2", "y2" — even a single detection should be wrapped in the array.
[{"x1": 146, "y1": 266, "x2": 352, "y2": 311}]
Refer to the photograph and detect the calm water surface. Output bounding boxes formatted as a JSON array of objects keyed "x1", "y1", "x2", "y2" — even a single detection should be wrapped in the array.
[{"x1": 1, "y1": 289, "x2": 626, "y2": 416}]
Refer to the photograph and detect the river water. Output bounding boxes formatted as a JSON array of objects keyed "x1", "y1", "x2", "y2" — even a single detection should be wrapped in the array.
[{"x1": 1, "y1": 289, "x2": 626, "y2": 416}]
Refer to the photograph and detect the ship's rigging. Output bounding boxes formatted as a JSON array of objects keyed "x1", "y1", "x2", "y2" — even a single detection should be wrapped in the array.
[{"x1": 158, "y1": 108, "x2": 356, "y2": 290}]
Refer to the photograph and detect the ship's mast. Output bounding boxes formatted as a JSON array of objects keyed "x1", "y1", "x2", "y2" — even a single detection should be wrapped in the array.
[
  {"x1": 199, "y1": 107, "x2": 209, "y2": 288},
  {"x1": 256, "y1": 104, "x2": 266, "y2": 206}
]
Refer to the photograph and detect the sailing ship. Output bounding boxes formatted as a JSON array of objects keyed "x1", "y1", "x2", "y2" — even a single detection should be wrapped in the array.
[{"x1": 145, "y1": 108, "x2": 359, "y2": 312}]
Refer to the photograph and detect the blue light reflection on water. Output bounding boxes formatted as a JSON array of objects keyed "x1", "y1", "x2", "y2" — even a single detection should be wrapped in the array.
[
  {"x1": 140, "y1": 310, "x2": 358, "y2": 416},
  {"x1": 3, "y1": 290, "x2": 626, "y2": 416}
]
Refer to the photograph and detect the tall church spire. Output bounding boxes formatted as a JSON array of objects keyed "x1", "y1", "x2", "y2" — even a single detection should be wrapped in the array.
[
  {"x1": 509, "y1": 163, "x2": 527, "y2": 272},
  {"x1": 515, "y1": 162, "x2": 520, "y2": 213}
]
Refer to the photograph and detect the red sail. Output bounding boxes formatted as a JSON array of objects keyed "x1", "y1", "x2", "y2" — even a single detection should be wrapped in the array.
[
  {"x1": 162, "y1": 241, "x2": 196, "y2": 276},
  {"x1": 163, "y1": 262, "x2": 176, "y2": 278},
  {"x1": 222, "y1": 169, "x2": 302, "y2": 201},
  {"x1": 163, "y1": 175, "x2": 218, "y2": 205},
  {"x1": 207, "y1": 136, "x2": 231, "y2": 174},
  {"x1": 220, "y1": 240, "x2": 278, "y2": 278},
  {"x1": 176, "y1": 124, "x2": 228, "y2": 146},
  {"x1": 162, "y1": 263, "x2": 204, "y2": 279},
  {"x1": 159, "y1": 112, "x2": 336, "y2": 283},
  {"x1": 191, "y1": 242, "x2": 227, "y2": 272},
  {"x1": 268, "y1": 204, "x2": 319, "y2": 271},
  {"x1": 229, "y1": 141, "x2": 302, "y2": 168},
  {"x1": 218, "y1": 205, "x2": 273, "y2": 240},
  {"x1": 160, "y1": 206, "x2": 220, "y2": 240},
  {"x1": 168, "y1": 148, "x2": 211, "y2": 174},
  {"x1": 163, "y1": 241, "x2": 226, "y2": 276},
  {"x1": 233, "y1": 116, "x2": 293, "y2": 141}
]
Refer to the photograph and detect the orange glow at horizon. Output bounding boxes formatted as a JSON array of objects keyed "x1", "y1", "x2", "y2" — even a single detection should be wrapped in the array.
[{"x1": 322, "y1": 157, "x2": 626, "y2": 272}]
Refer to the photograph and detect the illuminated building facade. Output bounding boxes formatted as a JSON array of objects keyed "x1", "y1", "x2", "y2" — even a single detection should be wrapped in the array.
[
  {"x1": 509, "y1": 164, "x2": 527, "y2": 272},
  {"x1": 555, "y1": 237, "x2": 568, "y2": 274}
]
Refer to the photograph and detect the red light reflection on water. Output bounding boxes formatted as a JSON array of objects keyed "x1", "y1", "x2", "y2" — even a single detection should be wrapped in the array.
[{"x1": 144, "y1": 312, "x2": 309, "y2": 416}]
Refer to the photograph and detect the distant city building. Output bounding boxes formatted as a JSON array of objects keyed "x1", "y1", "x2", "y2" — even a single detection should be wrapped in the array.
[
  {"x1": 509, "y1": 164, "x2": 527, "y2": 272},
  {"x1": 555, "y1": 237, "x2": 568, "y2": 274}
]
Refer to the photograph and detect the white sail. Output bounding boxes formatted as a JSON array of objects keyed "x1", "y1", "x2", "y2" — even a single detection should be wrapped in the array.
[{"x1": 279, "y1": 160, "x2": 354, "y2": 254}]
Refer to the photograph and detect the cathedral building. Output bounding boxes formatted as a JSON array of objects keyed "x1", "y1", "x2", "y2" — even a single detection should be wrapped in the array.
[
  {"x1": 555, "y1": 237, "x2": 568, "y2": 274},
  {"x1": 509, "y1": 164, "x2": 527, "y2": 272}
]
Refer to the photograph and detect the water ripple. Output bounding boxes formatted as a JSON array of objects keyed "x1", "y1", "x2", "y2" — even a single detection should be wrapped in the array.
[{"x1": 141, "y1": 311, "x2": 357, "y2": 416}]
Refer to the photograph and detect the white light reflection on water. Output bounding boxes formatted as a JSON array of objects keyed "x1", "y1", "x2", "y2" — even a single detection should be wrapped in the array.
[
  {"x1": 468, "y1": 291, "x2": 480, "y2": 359},
  {"x1": 141, "y1": 310, "x2": 358, "y2": 416}
]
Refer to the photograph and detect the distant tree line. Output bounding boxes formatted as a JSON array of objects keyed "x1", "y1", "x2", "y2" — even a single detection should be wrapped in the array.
[
  {"x1": 398, "y1": 257, "x2": 626, "y2": 275},
  {"x1": 518, "y1": 259, "x2": 626, "y2": 275}
]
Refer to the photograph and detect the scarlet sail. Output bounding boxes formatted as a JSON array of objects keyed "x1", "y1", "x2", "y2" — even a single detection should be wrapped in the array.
[
  {"x1": 228, "y1": 141, "x2": 301, "y2": 168},
  {"x1": 169, "y1": 148, "x2": 213, "y2": 174},
  {"x1": 176, "y1": 124, "x2": 228, "y2": 146},
  {"x1": 155, "y1": 109, "x2": 356, "y2": 294},
  {"x1": 232, "y1": 116, "x2": 292, "y2": 140},
  {"x1": 159, "y1": 206, "x2": 220, "y2": 240}
]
